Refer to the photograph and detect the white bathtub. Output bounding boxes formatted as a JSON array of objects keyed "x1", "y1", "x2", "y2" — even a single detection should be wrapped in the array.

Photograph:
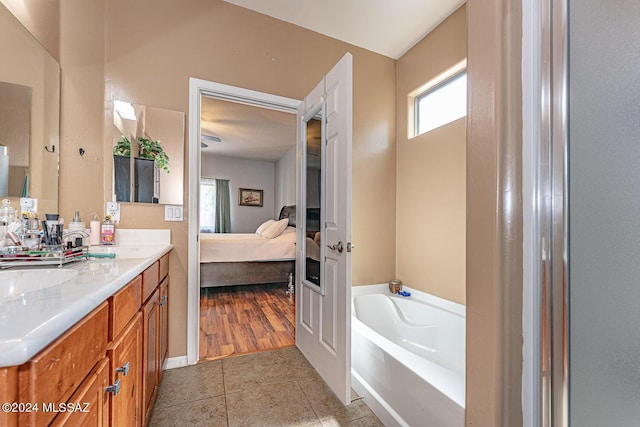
[{"x1": 351, "y1": 284, "x2": 465, "y2": 427}]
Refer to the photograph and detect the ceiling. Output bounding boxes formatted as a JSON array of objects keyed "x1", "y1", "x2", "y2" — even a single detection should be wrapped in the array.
[
  {"x1": 200, "y1": 96, "x2": 296, "y2": 162},
  {"x1": 202, "y1": 1, "x2": 465, "y2": 161},
  {"x1": 223, "y1": 0, "x2": 465, "y2": 59}
]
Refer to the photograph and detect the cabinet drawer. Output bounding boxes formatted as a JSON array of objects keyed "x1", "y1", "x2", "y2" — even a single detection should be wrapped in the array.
[
  {"x1": 159, "y1": 253, "x2": 169, "y2": 282},
  {"x1": 142, "y1": 261, "x2": 159, "y2": 304},
  {"x1": 109, "y1": 275, "x2": 142, "y2": 340},
  {"x1": 19, "y1": 302, "x2": 109, "y2": 426}
]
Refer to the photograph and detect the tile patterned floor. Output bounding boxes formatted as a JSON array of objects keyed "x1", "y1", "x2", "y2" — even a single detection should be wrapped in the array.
[{"x1": 149, "y1": 346, "x2": 384, "y2": 426}]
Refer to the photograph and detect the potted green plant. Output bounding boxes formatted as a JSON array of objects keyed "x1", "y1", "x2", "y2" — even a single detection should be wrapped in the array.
[
  {"x1": 138, "y1": 137, "x2": 170, "y2": 173},
  {"x1": 113, "y1": 135, "x2": 131, "y2": 156}
]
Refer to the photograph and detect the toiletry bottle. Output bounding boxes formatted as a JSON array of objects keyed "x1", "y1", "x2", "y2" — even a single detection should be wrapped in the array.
[
  {"x1": 89, "y1": 213, "x2": 101, "y2": 246},
  {"x1": 101, "y1": 215, "x2": 115, "y2": 245}
]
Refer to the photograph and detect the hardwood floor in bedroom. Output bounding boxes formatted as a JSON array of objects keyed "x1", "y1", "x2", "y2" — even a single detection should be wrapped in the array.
[{"x1": 199, "y1": 283, "x2": 296, "y2": 360}]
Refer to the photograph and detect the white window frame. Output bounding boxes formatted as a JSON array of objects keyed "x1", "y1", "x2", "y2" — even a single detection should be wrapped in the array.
[{"x1": 408, "y1": 59, "x2": 467, "y2": 138}]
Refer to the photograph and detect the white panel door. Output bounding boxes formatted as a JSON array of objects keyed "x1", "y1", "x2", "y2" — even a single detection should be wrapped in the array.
[{"x1": 296, "y1": 53, "x2": 353, "y2": 405}]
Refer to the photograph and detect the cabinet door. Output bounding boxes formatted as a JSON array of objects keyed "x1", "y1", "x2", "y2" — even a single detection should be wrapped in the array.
[
  {"x1": 50, "y1": 357, "x2": 110, "y2": 427},
  {"x1": 107, "y1": 312, "x2": 142, "y2": 427},
  {"x1": 158, "y1": 276, "x2": 169, "y2": 383},
  {"x1": 142, "y1": 288, "x2": 159, "y2": 426},
  {"x1": 19, "y1": 302, "x2": 109, "y2": 426},
  {"x1": 0, "y1": 367, "x2": 18, "y2": 427}
]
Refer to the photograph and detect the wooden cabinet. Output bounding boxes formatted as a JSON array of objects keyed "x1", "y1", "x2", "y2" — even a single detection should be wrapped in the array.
[
  {"x1": 142, "y1": 288, "x2": 159, "y2": 426},
  {"x1": 141, "y1": 255, "x2": 171, "y2": 426},
  {"x1": 107, "y1": 313, "x2": 142, "y2": 427},
  {"x1": 141, "y1": 262, "x2": 159, "y2": 304},
  {"x1": 19, "y1": 303, "x2": 109, "y2": 426},
  {"x1": 0, "y1": 251, "x2": 171, "y2": 427},
  {"x1": 0, "y1": 366, "x2": 19, "y2": 427},
  {"x1": 158, "y1": 276, "x2": 169, "y2": 384},
  {"x1": 50, "y1": 357, "x2": 110, "y2": 427},
  {"x1": 109, "y1": 275, "x2": 142, "y2": 341},
  {"x1": 108, "y1": 276, "x2": 143, "y2": 427}
]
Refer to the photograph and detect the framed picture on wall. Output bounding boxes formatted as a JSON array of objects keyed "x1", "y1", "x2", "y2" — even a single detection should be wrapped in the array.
[{"x1": 239, "y1": 188, "x2": 263, "y2": 207}]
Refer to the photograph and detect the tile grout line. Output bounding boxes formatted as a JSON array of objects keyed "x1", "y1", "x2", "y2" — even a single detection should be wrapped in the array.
[
  {"x1": 296, "y1": 378, "x2": 324, "y2": 425},
  {"x1": 222, "y1": 358, "x2": 231, "y2": 426}
]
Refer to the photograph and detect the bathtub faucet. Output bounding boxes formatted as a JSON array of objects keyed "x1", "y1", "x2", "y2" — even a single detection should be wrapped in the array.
[{"x1": 388, "y1": 279, "x2": 402, "y2": 294}]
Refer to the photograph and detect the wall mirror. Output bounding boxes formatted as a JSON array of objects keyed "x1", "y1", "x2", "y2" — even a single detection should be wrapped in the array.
[
  {"x1": 0, "y1": 3, "x2": 60, "y2": 214},
  {"x1": 301, "y1": 104, "x2": 325, "y2": 292},
  {"x1": 112, "y1": 101, "x2": 184, "y2": 205}
]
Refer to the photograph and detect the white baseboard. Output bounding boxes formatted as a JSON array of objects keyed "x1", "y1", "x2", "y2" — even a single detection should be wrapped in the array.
[{"x1": 164, "y1": 356, "x2": 188, "y2": 370}]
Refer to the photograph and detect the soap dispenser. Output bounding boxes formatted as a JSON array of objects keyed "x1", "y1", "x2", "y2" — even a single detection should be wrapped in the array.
[{"x1": 69, "y1": 210, "x2": 85, "y2": 233}]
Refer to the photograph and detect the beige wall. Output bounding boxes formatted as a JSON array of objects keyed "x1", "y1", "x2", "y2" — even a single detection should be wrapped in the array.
[
  {"x1": 4, "y1": 2, "x2": 527, "y2": 425},
  {"x1": 466, "y1": 0, "x2": 523, "y2": 425},
  {"x1": 61, "y1": 0, "x2": 394, "y2": 357},
  {"x1": 395, "y1": 5, "x2": 466, "y2": 305},
  {"x1": 0, "y1": 1, "x2": 60, "y2": 215},
  {"x1": 1, "y1": 0, "x2": 59, "y2": 60}
]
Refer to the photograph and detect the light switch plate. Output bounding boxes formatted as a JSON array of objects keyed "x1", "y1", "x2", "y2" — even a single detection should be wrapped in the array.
[{"x1": 164, "y1": 205, "x2": 183, "y2": 221}]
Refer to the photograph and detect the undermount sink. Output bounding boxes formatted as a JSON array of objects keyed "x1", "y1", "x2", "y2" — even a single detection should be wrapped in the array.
[
  {"x1": 88, "y1": 246, "x2": 160, "y2": 259},
  {"x1": 0, "y1": 269, "x2": 79, "y2": 300}
]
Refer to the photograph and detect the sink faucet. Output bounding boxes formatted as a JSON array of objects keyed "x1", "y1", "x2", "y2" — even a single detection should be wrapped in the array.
[
  {"x1": 62, "y1": 230, "x2": 90, "y2": 248},
  {"x1": 63, "y1": 230, "x2": 89, "y2": 239}
]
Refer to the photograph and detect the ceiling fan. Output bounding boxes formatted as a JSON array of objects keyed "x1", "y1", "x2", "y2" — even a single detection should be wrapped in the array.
[{"x1": 201, "y1": 135, "x2": 222, "y2": 148}]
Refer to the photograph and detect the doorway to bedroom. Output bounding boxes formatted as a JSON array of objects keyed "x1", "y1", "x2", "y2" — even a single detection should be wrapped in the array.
[{"x1": 196, "y1": 89, "x2": 300, "y2": 361}]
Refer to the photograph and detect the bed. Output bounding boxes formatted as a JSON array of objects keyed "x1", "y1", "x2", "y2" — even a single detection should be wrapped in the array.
[{"x1": 199, "y1": 205, "x2": 297, "y2": 288}]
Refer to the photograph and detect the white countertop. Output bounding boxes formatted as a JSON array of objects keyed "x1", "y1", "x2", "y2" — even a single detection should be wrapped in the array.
[{"x1": 0, "y1": 229, "x2": 172, "y2": 367}]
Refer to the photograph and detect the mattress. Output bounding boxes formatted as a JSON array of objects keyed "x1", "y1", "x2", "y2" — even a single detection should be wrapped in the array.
[{"x1": 200, "y1": 226, "x2": 296, "y2": 263}]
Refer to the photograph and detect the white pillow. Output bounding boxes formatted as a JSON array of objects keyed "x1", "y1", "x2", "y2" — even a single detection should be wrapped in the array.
[
  {"x1": 260, "y1": 218, "x2": 289, "y2": 239},
  {"x1": 255, "y1": 219, "x2": 275, "y2": 235}
]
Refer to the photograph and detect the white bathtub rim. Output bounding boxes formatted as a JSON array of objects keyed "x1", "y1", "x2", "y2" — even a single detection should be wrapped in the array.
[
  {"x1": 352, "y1": 315, "x2": 465, "y2": 409},
  {"x1": 352, "y1": 293, "x2": 464, "y2": 374},
  {"x1": 352, "y1": 283, "x2": 465, "y2": 317}
]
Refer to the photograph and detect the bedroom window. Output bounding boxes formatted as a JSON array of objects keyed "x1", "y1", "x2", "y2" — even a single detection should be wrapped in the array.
[
  {"x1": 410, "y1": 60, "x2": 467, "y2": 137},
  {"x1": 200, "y1": 177, "x2": 216, "y2": 233}
]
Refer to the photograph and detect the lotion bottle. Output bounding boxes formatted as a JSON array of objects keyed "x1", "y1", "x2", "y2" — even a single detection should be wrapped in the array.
[{"x1": 89, "y1": 213, "x2": 101, "y2": 246}]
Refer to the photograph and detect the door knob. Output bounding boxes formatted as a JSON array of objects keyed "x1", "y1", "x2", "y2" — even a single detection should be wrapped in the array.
[{"x1": 327, "y1": 241, "x2": 344, "y2": 253}]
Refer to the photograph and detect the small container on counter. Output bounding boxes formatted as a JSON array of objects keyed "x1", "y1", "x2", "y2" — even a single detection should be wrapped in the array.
[
  {"x1": 89, "y1": 214, "x2": 101, "y2": 246},
  {"x1": 101, "y1": 215, "x2": 115, "y2": 246}
]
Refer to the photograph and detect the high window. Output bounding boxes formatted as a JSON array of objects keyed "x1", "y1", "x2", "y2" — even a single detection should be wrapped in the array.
[{"x1": 411, "y1": 62, "x2": 467, "y2": 137}]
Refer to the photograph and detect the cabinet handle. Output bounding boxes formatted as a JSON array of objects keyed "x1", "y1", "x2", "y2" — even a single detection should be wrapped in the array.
[
  {"x1": 105, "y1": 379, "x2": 121, "y2": 396},
  {"x1": 158, "y1": 300, "x2": 165, "y2": 307},
  {"x1": 116, "y1": 361, "x2": 130, "y2": 376},
  {"x1": 162, "y1": 295, "x2": 168, "y2": 303}
]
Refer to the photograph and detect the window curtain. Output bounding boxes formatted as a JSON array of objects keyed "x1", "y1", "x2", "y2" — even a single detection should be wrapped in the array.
[
  {"x1": 199, "y1": 177, "x2": 216, "y2": 233},
  {"x1": 215, "y1": 179, "x2": 231, "y2": 233}
]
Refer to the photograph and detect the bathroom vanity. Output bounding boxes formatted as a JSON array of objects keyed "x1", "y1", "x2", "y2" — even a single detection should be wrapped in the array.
[{"x1": 0, "y1": 230, "x2": 172, "y2": 426}]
